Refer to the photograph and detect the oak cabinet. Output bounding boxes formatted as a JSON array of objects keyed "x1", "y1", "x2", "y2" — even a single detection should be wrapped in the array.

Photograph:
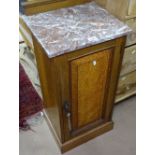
[
  {"x1": 33, "y1": 36, "x2": 126, "y2": 152},
  {"x1": 21, "y1": 2, "x2": 131, "y2": 152}
]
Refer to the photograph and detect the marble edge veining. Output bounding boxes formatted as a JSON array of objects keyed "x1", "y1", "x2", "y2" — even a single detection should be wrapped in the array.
[{"x1": 22, "y1": 2, "x2": 132, "y2": 58}]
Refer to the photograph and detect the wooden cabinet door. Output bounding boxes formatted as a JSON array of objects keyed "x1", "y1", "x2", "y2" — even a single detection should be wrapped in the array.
[{"x1": 69, "y1": 48, "x2": 113, "y2": 135}]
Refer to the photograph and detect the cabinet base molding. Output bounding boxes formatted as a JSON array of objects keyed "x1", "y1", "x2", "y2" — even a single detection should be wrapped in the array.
[
  {"x1": 62, "y1": 122, "x2": 113, "y2": 153},
  {"x1": 44, "y1": 110, "x2": 113, "y2": 153}
]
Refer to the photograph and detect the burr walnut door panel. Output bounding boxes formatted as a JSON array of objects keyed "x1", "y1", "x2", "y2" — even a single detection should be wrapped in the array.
[{"x1": 69, "y1": 48, "x2": 113, "y2": 135}]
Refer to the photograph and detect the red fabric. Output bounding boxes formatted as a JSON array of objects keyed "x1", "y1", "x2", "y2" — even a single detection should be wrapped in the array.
[{"x1": 19, "y1": 63, "x2": 43, "y2": 128}]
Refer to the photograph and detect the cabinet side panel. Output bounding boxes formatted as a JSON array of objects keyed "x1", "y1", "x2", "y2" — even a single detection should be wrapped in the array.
[{"x1": 32, "y1": 36, "x2": 63, "y2": 142}]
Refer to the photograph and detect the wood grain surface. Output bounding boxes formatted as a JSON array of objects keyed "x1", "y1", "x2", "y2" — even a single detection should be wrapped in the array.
[
  {"x1": 22, "y1": 0, "x2": 91, "y2": 15},
  {"x1": 70, "y1": 49, "x2": 112, "y2": 129}
]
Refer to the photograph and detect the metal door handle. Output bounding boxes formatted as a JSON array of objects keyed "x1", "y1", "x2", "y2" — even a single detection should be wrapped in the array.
[{"x1": 64, "y1": 101, "x2": 72, "y2": 131}]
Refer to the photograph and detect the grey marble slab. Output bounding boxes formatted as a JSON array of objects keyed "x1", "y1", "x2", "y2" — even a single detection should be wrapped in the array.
[{"x1": 22, "y1": 2, "x2": 132, "y2": 58}]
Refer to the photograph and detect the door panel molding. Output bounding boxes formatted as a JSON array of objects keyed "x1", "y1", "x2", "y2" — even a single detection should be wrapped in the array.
[{"x1": 69, "y1": 48, "x2": 114, "y2": 135}]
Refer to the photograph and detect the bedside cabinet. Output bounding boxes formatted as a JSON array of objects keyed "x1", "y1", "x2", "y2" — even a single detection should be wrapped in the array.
[
  {"x1": 33, "y1": 34, "x2": 126, "y2": 153},
  {"x1": 21, "y1": 2, "x2": 131, "y2": 153}
]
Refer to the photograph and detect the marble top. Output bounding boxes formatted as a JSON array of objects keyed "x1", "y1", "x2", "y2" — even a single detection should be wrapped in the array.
[{"x1": 22, "y1": 2, "x2": 132, "y2": 58}]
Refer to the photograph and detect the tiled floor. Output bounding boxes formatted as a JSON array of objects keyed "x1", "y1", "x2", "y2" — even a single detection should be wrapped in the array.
[{"x1": 19, "y1": 96, "x2": 136, "y2": 155}]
